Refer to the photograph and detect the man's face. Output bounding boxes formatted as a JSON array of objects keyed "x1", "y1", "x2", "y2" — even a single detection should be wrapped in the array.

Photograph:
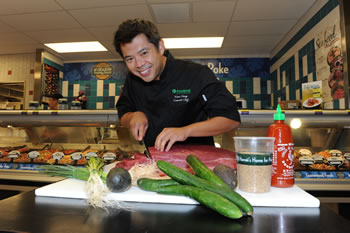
[
  {"x1": 121, "y1": 34, "x2": 166, "y2": 82},
  {"x1": 49, "y1": 98, "x2": 58, "y2": 110}
]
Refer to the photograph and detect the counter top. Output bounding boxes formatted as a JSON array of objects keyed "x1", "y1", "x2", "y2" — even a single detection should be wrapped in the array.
[{"x1": 0, "y1": 190, "x2": 349, "y2": 233}]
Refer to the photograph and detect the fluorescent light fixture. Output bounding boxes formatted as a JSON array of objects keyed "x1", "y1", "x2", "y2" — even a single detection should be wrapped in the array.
[
  {"x1": 163, "y1": 37, "x2": 224, "y2": 49},
  {"x1": 44, "y1": 41, "x2": 107, "y2": 53}
]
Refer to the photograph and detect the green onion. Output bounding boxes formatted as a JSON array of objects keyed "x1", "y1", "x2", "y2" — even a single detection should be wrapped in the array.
[{"x1": 39, "y1": 158, "x2": 107, "y2": 182}]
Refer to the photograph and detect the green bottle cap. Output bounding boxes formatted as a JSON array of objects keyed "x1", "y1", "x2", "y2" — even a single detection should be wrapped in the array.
[{"x1": 274, "y1": 104, "x2": 285, "y2": 121}]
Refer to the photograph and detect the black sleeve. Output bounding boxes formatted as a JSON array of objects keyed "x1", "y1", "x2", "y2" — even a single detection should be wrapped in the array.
[
  {"x1": 116, "y1": 77, "x2": 137, "y2": 120},
  {"x1": 199, "y1": 66, "x2": 241, "y2": 123}
]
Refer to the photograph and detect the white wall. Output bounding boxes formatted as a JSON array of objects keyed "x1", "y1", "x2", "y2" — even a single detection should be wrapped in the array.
[{"x1": 0, "y1": 53, "x2": 36, "y2": 108}]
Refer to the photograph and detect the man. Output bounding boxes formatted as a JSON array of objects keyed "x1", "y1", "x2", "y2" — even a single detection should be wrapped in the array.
[
  {"x1": 48, "y1": 93, "x2": 63, "y2": 110},
  {"x1": 75, "y1": 90, "x2": 87, "y2": 109},
  {"x1": 114, "y1": 19, "x2": 240, "y2": 152}
]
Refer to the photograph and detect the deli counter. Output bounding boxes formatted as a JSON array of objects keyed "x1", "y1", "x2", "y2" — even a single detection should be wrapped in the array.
[{"x1": 0, "y1": 109, "x2": 349, "y2": 202}]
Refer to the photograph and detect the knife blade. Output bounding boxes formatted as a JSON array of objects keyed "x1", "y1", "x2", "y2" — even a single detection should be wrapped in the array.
[{"x1": 139, "y1": 139, "x2": 152, "y2": 160}]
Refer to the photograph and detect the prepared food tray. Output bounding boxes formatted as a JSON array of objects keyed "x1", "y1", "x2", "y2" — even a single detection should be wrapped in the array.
[
  {"x1": 0, "y1": 144, "x2": 134, "y2": 167},
  {"x1": 294, "y1": 148, "x2": 350, "y2": 171}
]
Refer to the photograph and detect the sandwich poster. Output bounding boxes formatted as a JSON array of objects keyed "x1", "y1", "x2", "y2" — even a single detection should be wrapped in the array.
[{"x1": 314, "y1": 21, "x2": 344, "y2": 100}]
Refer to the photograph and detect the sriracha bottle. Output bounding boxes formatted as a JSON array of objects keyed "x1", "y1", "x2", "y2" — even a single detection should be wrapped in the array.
[{"x1": 268, "y1": 104, "x2": 294, "y2": 187}]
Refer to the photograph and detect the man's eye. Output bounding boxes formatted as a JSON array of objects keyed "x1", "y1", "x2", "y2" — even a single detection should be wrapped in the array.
[
  {"x1": 125, "y1": 57, "x2": 133, "y2": 63},
  {"x1": 141, "y1": 51, "x2": 148, "y2": 56}
]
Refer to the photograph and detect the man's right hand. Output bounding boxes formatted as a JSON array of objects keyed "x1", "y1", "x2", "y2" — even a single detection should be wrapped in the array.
[{"x1": 120, "y1": 111, "x2": 148, "y2": 141}]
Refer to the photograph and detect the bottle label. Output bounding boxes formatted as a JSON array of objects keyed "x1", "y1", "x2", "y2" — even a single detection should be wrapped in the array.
[
  {"x1": 272, "y1": 143, "x2": 294, "y2": 180},
  {"x1": 237, "y1": 152, "x2": 273, "y2": 166}
]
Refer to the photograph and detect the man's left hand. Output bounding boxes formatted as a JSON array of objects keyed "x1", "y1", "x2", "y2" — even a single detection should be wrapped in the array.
[{"x1": 154, "y1": 127, "x2": 189, "y2": 152}]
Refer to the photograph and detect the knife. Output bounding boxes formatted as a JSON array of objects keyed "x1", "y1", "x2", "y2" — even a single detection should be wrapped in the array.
[{"x1": 139, "y1": 139, "x2": 152, "y2": 160}]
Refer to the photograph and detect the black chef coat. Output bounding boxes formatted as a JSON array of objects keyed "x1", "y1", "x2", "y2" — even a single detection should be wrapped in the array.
[{"x1": 117, "y1": 52, "x2": 241, "y2": 147}]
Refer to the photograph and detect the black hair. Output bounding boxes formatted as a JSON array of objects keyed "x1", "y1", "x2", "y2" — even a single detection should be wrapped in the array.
[
  {"x1": 50, "y1": 93, "x2": 63, "y2": 100},
  {"x1": 113, "y1": 18, "x2": 161, "y2": 57}
]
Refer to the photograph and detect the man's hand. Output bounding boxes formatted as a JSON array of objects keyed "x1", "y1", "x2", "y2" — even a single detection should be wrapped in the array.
[
  {"x1": 120, "y1": 111, "x2": 148, "y2": 141},
  {"x1": 154, "y1": 117, "x2": 240, "y2": 152},
  {"x1": 155, "y1": 127, "x2": 190, "y2": 152}
]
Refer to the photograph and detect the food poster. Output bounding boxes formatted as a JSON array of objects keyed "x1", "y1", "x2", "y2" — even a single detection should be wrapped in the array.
[
  {"x1": 294, "y1": 149, "x2": 350, "y2": 179},
  {"x1": 314, "y1": 21, "x2": 344, "y2": 100},
  {"x1": 301, "y1": 80, "x2": 325, "y2": 109}
]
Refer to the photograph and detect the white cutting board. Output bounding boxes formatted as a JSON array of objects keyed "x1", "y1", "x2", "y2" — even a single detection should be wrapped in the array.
[{"x1": 35, "y1": 178, "x2": 320, "y2": 207}]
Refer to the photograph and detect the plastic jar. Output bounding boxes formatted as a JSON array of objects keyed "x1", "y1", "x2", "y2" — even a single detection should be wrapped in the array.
[
  {"x1": 71, "y1": 101, "x2": 81, "y2": 110},
  {"x1": 58, "y1": 98, "x2": 68, "y2": 110},
  {"x1": 29, "y1": 101, "x2": 40, "y2": 110}
]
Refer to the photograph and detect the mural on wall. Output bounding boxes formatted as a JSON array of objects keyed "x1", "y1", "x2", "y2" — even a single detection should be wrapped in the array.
[
  {"x1": 44, "y1": 64, "x2": 60, "y2": 97},
  {"x1": 190, "y1": 58, "x2": 270, "y2": 79},
  {"x1": 63, "y1": 58, "x2": 270, "y2": 110},
  {"x1": 315, "y1": 21, "x2": 344, "y2": 100},
  {"x1": 270, "y1": 0, "x2": 344, "y2": 109}
]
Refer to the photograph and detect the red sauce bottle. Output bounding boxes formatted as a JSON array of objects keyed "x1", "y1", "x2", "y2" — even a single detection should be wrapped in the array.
[{"x1": 268, "y1": 104, "x2": 294, "y2": 187}]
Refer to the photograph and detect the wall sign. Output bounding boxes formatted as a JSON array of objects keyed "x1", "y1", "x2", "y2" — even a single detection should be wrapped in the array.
[{"x1": 92, "y1": 62, "x2": 113, "y2": 80}]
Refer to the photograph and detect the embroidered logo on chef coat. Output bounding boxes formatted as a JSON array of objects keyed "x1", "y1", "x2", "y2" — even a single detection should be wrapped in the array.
[{"x1": 172, "y1": 89, "x2": 191, "y2": 103}]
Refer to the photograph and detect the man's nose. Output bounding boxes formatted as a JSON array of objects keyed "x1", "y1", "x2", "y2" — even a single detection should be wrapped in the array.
[{"x1": 135, "y1": 56, "x2": 144, "y2": 68}]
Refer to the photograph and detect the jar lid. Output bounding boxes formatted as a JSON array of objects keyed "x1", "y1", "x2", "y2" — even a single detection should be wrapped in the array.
[
  {"x1": 71, "y1": 101, "x2": 81, "y2": 106},
  {"x1": 58, "y1": 98, "x2": 68, "y2": 103},
  {"x1": 29, "y1": 101, "x2": 39, "y2": 106}
]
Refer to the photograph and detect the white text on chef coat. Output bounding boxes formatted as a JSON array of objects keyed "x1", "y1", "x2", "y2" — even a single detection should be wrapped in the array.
[{"x1": 173, "y1": 95, "x2": 189, "y2": 103}]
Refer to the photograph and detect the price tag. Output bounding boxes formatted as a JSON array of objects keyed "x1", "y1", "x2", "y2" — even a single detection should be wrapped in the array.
[
  {"x1": 312, "y1": 154, "x2": 324, "y2": 164},
  {"x1": 52, "y1": 152, "x2": 64, "y2": 160},
  {"x1": 102, "y1": 152, "x2": 116, "y2": 161},
  {"x1": 240, "y1": 110, "x2": 249, "y2": 115},
  {"x1": 8, "y1": 150, "x2": 20, "y2": 159},
  {"x1": 299, "y1": 156, "x2": 314, "y2": 165},
  {"x1": 344, "y1": 153, "x2": 350, "y2": 161},
  {"x1": 314, "y1": 110, "x2": 323, "y2": 115},
  {"x1": 85, "y1": 152, "x2": 98, "y2": 160},
  {"x1": 28, "y1": 151, "x2": 40, "y2": 159},
  {"x1": 327, "y1": 156, "x2": 343, "y2": 166},
  {"x1": 71, "y1": 152, "x2": 83, "y2": 161}
]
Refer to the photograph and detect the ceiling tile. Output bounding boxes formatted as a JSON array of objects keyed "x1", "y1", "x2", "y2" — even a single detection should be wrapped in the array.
[
  {"x1": 0, "y1": 32, "x2": 38, "y2": 44},
  {"x1": 193, "y1": 1, "x2": 236, "y2": 22},
  {"x1": 69, "y1": 5, "x2": 153, "y2": 27},
  {"x1": 56, "y1": 0, "x2": 146, "y2": 10},
  {"x1": 233, "y1": 0, "x2": 316, "y2": 20},
  {"x1": 157, "y1": 22, "x2": 229, "y2": 37},
  {"x1": 87, "y1": 27, "x2": 118, "y2": 41},
  {"x1": 25, "y1": 29, "x2": 96, "y2": 43},
  {"x1": 227, "y1": 19, "x2": 296, "y2": 36},
  {"x1": 0, "y1": 11, "x2": 82, "y2": 31},
  {"x1": 0, "y1": 0, "x2": 62, "y2": 15},
  {"x1": 0, "y1": 21, "x2": 16, "y2": 33},
  {"x1": 152, "y1": 3, "x2": 191, "y2": 23},
  {"x1": 148, "y1": 0, "x2": 200, "y2": 3}
]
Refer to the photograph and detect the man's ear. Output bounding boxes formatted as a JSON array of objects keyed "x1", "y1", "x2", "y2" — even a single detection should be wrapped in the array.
[{"x1": 158, "y1": 39, "x2": 165, "y2": 55}]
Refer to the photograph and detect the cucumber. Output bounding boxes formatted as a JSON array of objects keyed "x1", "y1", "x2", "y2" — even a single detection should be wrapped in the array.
[
  {"x1": 156, "y1": 184, "x2": 243, "y2": 219},
  {"x1": 186, "y1": 155, "x2": 230, "y2": 188},
  {"x1": 157, "y1": 160, "x2": 253, "y2": 215},
  {"x1": 137, "y1": 178, "x2": 179, "y2": 191}
]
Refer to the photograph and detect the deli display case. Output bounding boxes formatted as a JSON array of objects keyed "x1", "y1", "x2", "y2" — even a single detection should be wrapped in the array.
[{"x1": 0, "y1": 109, "x2": 349, "y2": 202}]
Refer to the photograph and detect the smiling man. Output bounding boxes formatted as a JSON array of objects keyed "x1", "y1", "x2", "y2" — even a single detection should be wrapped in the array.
[{"x1": 114, "y1": 18, "x2": 241, "y2": 152}]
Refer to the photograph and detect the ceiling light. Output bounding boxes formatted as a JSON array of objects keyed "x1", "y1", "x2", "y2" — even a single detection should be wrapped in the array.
[
  {"x1": 163, "y1": 37, "x2": 224, "y2": 49},
  {"x1": 44, "y1": 41, "x2": 107, "y2": 53}
]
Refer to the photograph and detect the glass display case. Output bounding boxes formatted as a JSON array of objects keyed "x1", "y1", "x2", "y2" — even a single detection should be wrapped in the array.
[{"x1": 0, "y1": 109, "x2": 349, "y2": 197}]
